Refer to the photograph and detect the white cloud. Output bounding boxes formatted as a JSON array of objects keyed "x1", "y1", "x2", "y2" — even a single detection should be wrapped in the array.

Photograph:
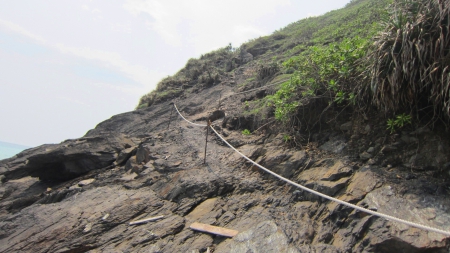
[
  {"x1": 57, "y1": 96, "x2": 91, "y2": 107},
  {"x1": 81, "y1": 4, "x2": 103, "y2": 20},
  {"x1": 123, "y1": 0, "x2": 290, "y2": 54},
  {"x1": 55, "y1": 44, "x2": 163, "y2": 90},
  {"x1": 0, "y1": 19, "x2": 163, "y2": 93},
  {"x1": 124, "y1": 0, "x2": 181, "y2": 46},
  {"x1": 0, "y1": 18, "x2": 46, "y2": 44},
  {"x1": 111, "y1": 23, "x2": 132, "y2": 34},
  {"x1": 92, "y1": 81, "x2": 155, "y2": 98}
]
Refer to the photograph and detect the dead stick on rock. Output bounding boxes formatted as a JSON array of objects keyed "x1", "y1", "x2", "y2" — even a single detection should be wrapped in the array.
[{"x1": 129, "y1": 215, "x2": 164, "y2": 225}]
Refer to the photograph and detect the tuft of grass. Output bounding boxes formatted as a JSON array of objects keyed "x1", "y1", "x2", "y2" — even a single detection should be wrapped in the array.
[
  {"x1": 242, "y1": 129, "x2": 252, "y2": 135},
  {"x1": 367, "y1": 0, "x2": 450, "y2": 121}
]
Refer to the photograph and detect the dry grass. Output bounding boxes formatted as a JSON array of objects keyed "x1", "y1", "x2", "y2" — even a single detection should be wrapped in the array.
[{"x1": 368, "y1": 0, "x2": 450, "y2": 120}]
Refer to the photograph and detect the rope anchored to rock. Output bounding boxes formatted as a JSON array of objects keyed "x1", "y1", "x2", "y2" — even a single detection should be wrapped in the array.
[{"x1": 172, "y1": 103, "x2": 450, "y2": 237}]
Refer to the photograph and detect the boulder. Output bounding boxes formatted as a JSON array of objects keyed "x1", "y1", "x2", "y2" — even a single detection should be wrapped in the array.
[{"x1": 0, "y1": 134, "x2": 134, "y2": 181}]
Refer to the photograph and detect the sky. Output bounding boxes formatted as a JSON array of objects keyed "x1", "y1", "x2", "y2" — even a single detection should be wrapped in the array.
[{"x1": 0, "y1": 0, "x2": 350, "y2": 147}]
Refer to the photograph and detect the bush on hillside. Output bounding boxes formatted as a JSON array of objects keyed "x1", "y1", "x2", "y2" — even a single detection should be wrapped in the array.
[
  {"x1": 368, "y1": 0, "x2": 450, "y2": 121},
  {"x1": 268, "y1": 36, "x2": 369, "y2": 121}
]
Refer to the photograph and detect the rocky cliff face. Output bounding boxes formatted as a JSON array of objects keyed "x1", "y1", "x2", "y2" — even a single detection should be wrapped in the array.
[{"x1": 1, "y1": 80, "x2": 450, "y2": 252}]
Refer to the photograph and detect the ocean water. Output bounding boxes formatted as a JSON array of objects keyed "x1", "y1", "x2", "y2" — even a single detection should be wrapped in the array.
[{"x1": 0, "y1": 141, "x2": 30, "y2": 160}]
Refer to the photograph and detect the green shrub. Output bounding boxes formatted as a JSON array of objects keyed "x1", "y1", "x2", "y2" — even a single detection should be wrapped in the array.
[
  {"x1": 387, "y1": 113, "x2": 412, "y2": 133},
  {"x1": 268, "y1": 36, "x2": 369, "y2": 121}
]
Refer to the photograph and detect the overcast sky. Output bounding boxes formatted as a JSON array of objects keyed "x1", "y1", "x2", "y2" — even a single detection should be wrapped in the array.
[{"x1": 0, "y1": 0, "x2": 350, "y2": 147}]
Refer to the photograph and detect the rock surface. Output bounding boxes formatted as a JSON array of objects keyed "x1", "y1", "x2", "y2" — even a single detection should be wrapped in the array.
[{"x1": 1, "y1": 79, "x2": 450, "y2": 252}]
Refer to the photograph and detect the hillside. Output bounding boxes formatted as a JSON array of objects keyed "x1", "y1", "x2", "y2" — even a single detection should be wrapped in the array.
[
  {"x1": 1, "y1": 0, "x2": 450, "y2": 252},
  {"x1": 136, "y1": 0, "x2": 390, "y2": 108}
]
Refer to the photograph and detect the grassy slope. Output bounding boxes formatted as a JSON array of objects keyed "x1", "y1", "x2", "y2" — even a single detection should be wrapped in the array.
[{"x1": 136, "y1": 0, "x2": 392, "y2": 108}]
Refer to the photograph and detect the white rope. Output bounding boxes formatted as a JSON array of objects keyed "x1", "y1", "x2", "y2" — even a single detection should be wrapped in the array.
[
  {"x1": 174, "y1": 104, "x2": 207, "y2": 127},
  {"x1": 173, "y1": 104, "x2": 450, "y2": 236}
]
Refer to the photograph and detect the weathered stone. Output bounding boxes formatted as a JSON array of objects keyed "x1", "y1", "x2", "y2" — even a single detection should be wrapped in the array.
[
  {"x1": 218, "y1": 211, "x2": 236, "y2": 225},
  {"x1": 125, "y1": 156, "x2": 138, "y2": 171},
  {"x1": 153, "y1": 158, "x2": 167, "y2": 168},
  {"x1": 115, "y1": 146, "x2": 136, "y2": 165},
  {"x1": 121, "y1": 172, "x2": 138, "y2": 181},
  {"x1": 320, "y1": 136, "x2": 347, "y2": 154},
  {"x1": 219, "y1": 220, "x2": 299, "y2": 253},
  {"x1": 381, "y1": 145, "x2": 398, "y2": 153},
  {"x1": 321, "y1": 160, "x2": 353, "y2": 181},
  {"x1": 143, "y1": 161, "x2": 155, "y2": 169},
  {"x1": 0, "y1": 134, "x2": 128, "y2": 181},
  {"x1": 136, "y1": 145, "x2": 151, "y2": 164},
  {"x1": 267, "y1": 150, "x2": 307, "y2": 178},
  {"x1": 340, "y1": 167, "x2": 380, "y2": 203},
  {"x1": 359, "y1": 152, "x2": 373, "y2": 160},
  {"x1": 410, "y1": 127, "x2": 430, "y2": 135},
  {"x1": 78, "y1": 178, "x2": 95, "y2": 186},
  {"x1": 340, "y1": 121, "x2": 353, "y2": 131},
  {"x1": 186, "y1": 198, "x2": 218, "y2": 223}
]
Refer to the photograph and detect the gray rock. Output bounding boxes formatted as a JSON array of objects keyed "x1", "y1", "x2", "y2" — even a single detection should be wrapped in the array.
[
  {"x1": 224, "y1": 221, "x2": 299, "y2": 253},
  {"x1": 410, "y1": 127, "x2": 430, "y2": 135},
  {"x1": 115, "y1": 146, "x2": 136, "y2": 165},
  {"x1": 0, "y1": 134, "x2": 130, "y2": 181},
  {"x1": 125, "y1": 156, "x2": 138, "y2": 171},
  {"x1": 340, "y1": 121, "x2": 353, "y2": 131},
  {"x1": 359, "y1": 152, "x2": 373, "y2": 160},
  {"x1": 320, "y1": 137, "x2": 347, "y2": 154},
  {"x1": 136, "y1": 145, "x2": 151, "y2": 164},
  {"x1": 381, "y1": 145, "x2": 397, "y2": 153}
]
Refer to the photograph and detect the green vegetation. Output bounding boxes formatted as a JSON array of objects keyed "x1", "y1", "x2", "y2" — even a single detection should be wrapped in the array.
[
  {"x1": 242, "y1": 129, "x2": 251, "y2": 135},
  {"x1": 283, "y1": 134, "x2": 291, "y2": 143},
  {"x1": 243, "y1": 0, "x2": 391, "y2": 61},
  {"x1": 267, "y1": 36, "x2": 369, "y2": 121},
  {"x1": 264, "y1": 0, "x2": 450, "y2": 129},
  {"x1": 138, "y1": 0, "x2": 450, "y2": 134},
  {"x1": 387, "y1": 113, "x2": 412, "y2": 133},
  {"x1": 137, "y1": 0, "x2": 392, "y2": 110}
]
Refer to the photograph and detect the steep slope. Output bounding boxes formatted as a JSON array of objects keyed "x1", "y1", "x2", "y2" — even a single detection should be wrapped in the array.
[
  {"x1": 2, "y1": 0, "x2": 450, "y2": 252},
  {"x1": 1, "y1": 77, "x2": 450, "y2": 252},
  {"x1": 136, "y1": 0, "x2": 391, "y2": 109}
]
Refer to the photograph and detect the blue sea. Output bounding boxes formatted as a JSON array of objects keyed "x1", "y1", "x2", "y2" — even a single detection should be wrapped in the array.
[{"x1": 0, "y1": 141, "x2": 30, "y2": 160}]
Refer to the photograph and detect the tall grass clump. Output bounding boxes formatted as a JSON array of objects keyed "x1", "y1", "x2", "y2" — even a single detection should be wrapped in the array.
[{"x1": 368, "y1": 0, "x2": 450, "y2": 121}]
